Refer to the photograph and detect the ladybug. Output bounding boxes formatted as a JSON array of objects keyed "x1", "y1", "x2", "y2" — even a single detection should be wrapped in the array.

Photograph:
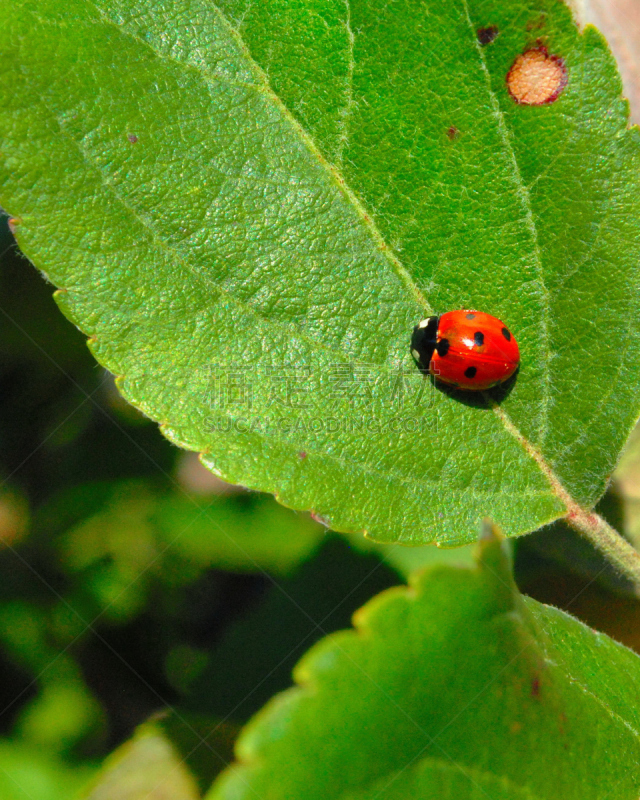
[{"x1": 411, "y1": 310, "x2": 520, "y2": 391}]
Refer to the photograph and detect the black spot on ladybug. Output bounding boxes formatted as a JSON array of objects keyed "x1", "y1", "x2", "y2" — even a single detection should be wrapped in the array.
[
  {"x1": 501, "y1": 327, "x2": 511, "y2": 341},
  {"x1": 466, "y1": 313, "x2": 476, "y2": 320},
  {"x1": 474, "y1": 331, "x2": 484, "y2": 347},
  {"x1": 477, "y1": 25, "x2": 499, "y2": 45},
  {"x1": 436, "y1": 338, "x2": 450, "y2": 357},
  {"x1": 464, "y1": 366, "x2": 477, "y2": 379}
]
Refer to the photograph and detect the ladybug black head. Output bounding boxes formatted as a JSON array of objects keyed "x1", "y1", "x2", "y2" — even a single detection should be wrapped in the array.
[{"x1": 411, "y1": 316, "x2": 439, "y2": 370}]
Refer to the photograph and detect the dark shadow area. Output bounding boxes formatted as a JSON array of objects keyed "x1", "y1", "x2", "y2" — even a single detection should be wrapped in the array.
[
  {"x1": 514, "y1": 484, "x2": 640, "y2": 651},
  {"x1": 184, "y1": 537, "x2": 399, "y2": 724},
  {"x1": 411, "y1": 364, "x2": 520, "y2": 409}
]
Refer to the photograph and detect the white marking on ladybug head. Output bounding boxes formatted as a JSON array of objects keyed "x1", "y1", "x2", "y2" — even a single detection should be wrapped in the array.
[
  {"x1": 412, "y1": 349, "x2": 421, "y2": 360},
  {"x1": 418, "y1": 318, "x2": 430, "y2": 329}
]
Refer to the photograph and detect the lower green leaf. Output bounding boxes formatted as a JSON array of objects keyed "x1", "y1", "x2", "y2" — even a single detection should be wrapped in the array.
[
  {"x1": 207, "y1": 528, "x2": 640, "y2": 800},
  {"x1": 343, "y1": 758, "x2": 541, "y2": 800}
]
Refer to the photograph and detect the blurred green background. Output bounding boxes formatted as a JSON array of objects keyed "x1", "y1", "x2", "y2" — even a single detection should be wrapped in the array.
[{"x1": 2, "y1": 211, "x2": 640, "y2": 797}]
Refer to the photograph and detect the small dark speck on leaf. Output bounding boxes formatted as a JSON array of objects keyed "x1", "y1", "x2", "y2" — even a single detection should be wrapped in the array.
[
  {"x1": 127, "y1": 134, "x2": 139, "y2": 143},
  {"x1": 298, "y1": 451, "x2": 307, "y2": 460},
  {"x1": 526, "y1": 14, "x2": 547, "y2": 31},
  {"x1": 477, "y1": 25, "x2": 499, "y2": 45},
  {"x1": 446, "y1": 126, "x2": 460, "y2": 140},
  {"x1": 531, "y1": 676, "x2": 541, "y2": 698}
]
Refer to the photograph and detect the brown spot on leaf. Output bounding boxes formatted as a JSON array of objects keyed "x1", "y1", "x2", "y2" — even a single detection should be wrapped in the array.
[
  {"x1": 507, "y1": 47, "x2": 567, "y2": 105},
  {"x1": 127, "y1": 133, "x2": 139, "y2": 143},
  {"x1": 446, "y1": 126, "x2": 460, "y2": 140},
  {"x1": 298, "y1": 451, "x2": 307, "y2": 460},
  {"x1": 7, "y1": 217, "x2": 20, "y2": 234},
  {"x1": 477, "y1": 25, "x2": 499, "y2": 45},
  {"x1": 531, "y1": 675, "x2": 541, "y2": 698}
]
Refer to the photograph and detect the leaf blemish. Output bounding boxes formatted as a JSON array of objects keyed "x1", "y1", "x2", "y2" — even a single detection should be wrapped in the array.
[
  {"x1": 526, "y1": 14, "x2": 547, "y2": 32},
  {"x1": 531, "y1": 675, "x2": 541, "y2": 698},
  {"x1": 298, "y1": 451, "x2": 307, "y2": 460},
  {"x1": 446, "y1": 126, "x2": 460, "y2": 140},
  {"x1": 477, "y1": 26, "x2": 499, "y2": 46},
  {"x1": 507, "y1": 47, "x2": 567, "y2": 105},
  {"x1": 7, "y1": 217, "x2": 20, "y2": 233},
  {"x1": 127, "y1": 133, "x2": 139, "y2": 143}
]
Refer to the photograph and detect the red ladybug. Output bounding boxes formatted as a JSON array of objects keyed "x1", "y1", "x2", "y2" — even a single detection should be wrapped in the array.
[{"x1": 411, "y1": 310, "x2": 520, "y2": 391}]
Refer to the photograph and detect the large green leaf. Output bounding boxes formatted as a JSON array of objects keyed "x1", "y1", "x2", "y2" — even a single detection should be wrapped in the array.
[
  {"x1": 206, "y1": 529, "x2": 640, "y2": 800},
  {"x1": 1, "y1": 0, "x2": 639, "y2": 544}
]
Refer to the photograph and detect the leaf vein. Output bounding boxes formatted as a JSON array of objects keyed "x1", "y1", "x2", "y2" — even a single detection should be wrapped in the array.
[
  {"x1": 335, "y1": 0, "x2": 356, "y2": 168},
  {"x1": 462, "y1": 0, "x2": 551, "y2": 447}
]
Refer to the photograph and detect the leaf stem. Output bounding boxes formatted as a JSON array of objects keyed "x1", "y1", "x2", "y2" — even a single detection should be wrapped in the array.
[
  {"x1": 566, "y1": 509, "x2": 640, "y2": 594},
  {"x1": 490, "y1": 402, "x2": 640, "y2": 592}
]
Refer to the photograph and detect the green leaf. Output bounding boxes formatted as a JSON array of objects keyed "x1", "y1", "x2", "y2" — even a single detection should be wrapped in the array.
[
  {"x1": 341, "y1": 760, "x2": 540, "y2": 800},
  {"x1": 0, "y1": 741, "x2": 95, "y2": 800},
  {"x1": 1, "y1": 0, "x2": 639, "y2": 543},
  {"x1": 152, "y1": 485, "x2": 324, "y2": 576},
  {"x1": 206, "y1": 530, "x2": 640, "y2": 800},
  {"x1": 79, "y1": 722, "x2": 200, "y2": 800}
]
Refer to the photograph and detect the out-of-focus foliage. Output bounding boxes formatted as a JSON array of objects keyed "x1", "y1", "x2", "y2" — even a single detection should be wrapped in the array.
[{"x1": 0, "y1": 741, "x2": 94, "y2": 800}]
